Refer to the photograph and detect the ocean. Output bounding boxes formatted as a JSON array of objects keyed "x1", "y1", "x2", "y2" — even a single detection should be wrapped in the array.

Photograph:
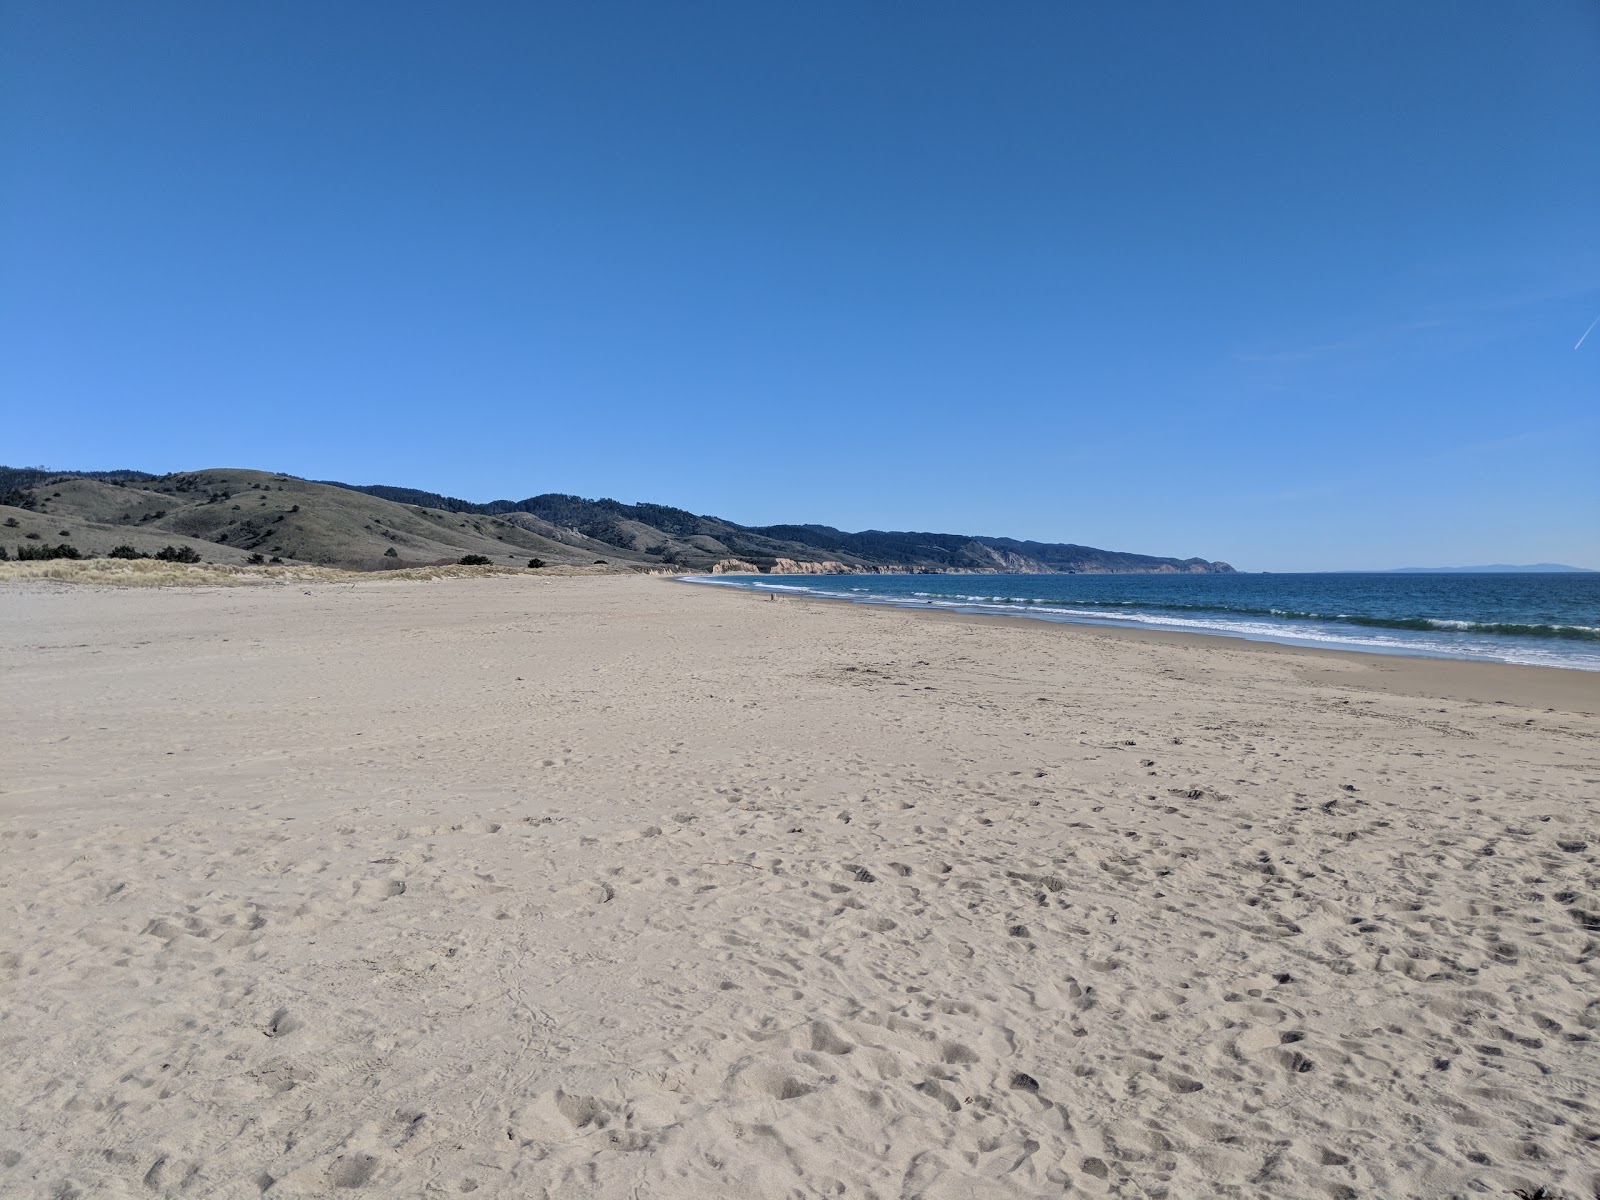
[{"x1": 684, "y1": 571, "x2": 1600, "y2": 671}]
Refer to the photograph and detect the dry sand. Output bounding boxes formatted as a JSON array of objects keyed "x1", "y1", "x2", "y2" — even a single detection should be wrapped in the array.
[{"x1": 2, "y1": 574, "x2": 1597, "y2": 1199}]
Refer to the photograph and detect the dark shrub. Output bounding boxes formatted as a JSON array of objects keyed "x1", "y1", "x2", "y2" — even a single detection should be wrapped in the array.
[
  {"x1": 458, "y1": 554, "x2": 492, "y2": 566},
  {"x1": 269, "y1": 556, "x2": 283, "y2": 564},
  {"x1": 108, "y1": 545, "x2": 148, "y2": 559},
  {"x1": 527, "y1": 558, "x2": 545, "y2": 568},
  {"x1": 383, "y1": 547, "x2": 398, "y2": 558},
  {"x1": 2, "y1": 517, "x2": 16, "y2": 527},
  {"x1": 24, "y1": 532, "x2": 40, "y2": 540},
  {"x1": 247, "y1": 553, "x2": 265, "y2": 565},
  {"x1": 593, "y1": 559, "x2": 608, "y2": 564},
  {"x1": 16, "y1": 542, "x2": 81, "y2": 561},
  {"x1": 155, "y1": 545, "x2": 202, "y2": 563}
]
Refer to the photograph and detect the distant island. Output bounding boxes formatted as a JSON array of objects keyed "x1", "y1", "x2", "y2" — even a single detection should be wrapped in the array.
[
  {"x1": 0, "y1": 464, "x2": 1234, "y2": 575},
  {"x1": 1385, "y1": 564, "x2": 1597, "y2": 574}
]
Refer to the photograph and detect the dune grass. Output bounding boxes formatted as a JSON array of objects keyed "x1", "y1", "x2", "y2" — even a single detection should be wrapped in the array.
[{"x1": 0, "y1": 559, "x2": 537, "y2": 588}]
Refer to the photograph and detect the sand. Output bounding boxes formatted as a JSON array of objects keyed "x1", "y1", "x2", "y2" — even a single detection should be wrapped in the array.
[{"x1": 2, "y1": 574, "x2": 1597, "y2": 1199}]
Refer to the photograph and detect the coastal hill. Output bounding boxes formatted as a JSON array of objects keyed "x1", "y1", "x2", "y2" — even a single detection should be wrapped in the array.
[{"x1": 0, "y1": 465, "x2": 1234, "y2": 574}]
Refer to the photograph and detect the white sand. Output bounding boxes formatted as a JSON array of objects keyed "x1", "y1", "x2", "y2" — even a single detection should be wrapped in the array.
[{"x1": 2, "y1": 574, "x2": 1597, "y2": 1198}]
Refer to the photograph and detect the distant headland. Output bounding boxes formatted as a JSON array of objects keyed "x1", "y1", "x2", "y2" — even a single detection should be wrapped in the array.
[{"x1": 1384, "y1": 564, "x2": 1597, "y2": 574}]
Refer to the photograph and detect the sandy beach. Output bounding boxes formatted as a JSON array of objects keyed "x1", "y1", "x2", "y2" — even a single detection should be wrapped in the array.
[{"x1": 3, "y1": 573, "x2": 1597, "y2": 1199}]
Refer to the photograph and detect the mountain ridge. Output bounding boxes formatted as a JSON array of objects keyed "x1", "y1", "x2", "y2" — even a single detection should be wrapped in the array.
[
  {"x1": 321, "y1": 480, "x2": 1233, "y2": 574},
  {"x1": 0, "y1": 464, "x2": 1233, "y2": 575}
]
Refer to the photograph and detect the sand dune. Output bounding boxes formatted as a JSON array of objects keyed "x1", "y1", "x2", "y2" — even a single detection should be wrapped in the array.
[{"x1": 2, "y1": 575, "x2": 1596, "y2": 1198}]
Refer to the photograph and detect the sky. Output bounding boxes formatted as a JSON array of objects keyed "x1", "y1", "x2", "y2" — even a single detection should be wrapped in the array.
[{"x1": 3, "y1": 1, "x2": 1597, "y2": 571}]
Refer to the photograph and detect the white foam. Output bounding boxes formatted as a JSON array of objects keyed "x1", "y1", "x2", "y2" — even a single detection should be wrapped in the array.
[{"x1": 676, "y1": 577, "x2": 1600, "y2": 671}]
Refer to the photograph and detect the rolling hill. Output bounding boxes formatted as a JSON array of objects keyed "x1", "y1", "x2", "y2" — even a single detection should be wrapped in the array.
[{"x1": 0, "y1": 465, "x2": 1234, "y2": 574}]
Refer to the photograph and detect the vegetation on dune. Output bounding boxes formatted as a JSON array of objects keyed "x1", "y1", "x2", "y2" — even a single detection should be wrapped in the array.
[{"x1": 0, "y1": 559, "x2": 551, "y2": 588}]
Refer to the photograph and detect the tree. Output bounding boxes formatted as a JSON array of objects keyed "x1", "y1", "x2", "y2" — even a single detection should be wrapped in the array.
[{"x1": 458, "y1": 554, "x2": 491, "y2": 566}]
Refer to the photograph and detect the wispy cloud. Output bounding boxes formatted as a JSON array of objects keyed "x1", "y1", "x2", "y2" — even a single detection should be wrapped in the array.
[
  {"x1": 1238, "y1": 419, "x2": 1600, "y2": 508},
  {"x1": 1231, "y1": 319, "x2": 1443, "y2": 366},
  {"x1": 1232, "y1": 273, "x2": 1600, "y2": 368}
]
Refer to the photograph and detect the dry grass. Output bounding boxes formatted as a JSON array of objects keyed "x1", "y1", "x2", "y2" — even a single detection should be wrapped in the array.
[{"x1": 0, "y1": 559, "x2": 541, "y2": 589}]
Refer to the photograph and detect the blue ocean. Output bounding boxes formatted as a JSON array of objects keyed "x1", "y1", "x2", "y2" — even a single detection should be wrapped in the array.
[{"x1": 685, "y1": 572, "x2": 1600, "y2": 671}]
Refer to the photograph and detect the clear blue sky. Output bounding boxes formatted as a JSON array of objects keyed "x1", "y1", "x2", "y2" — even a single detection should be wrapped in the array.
[{"x1": 3, "y1": 1, "x2": 1597, "y2": 571}]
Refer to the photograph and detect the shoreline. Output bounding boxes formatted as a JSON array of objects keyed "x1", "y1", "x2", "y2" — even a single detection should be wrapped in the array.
[{"x1": 680, "y1": 576, "x2": 1600, "y2": 711}]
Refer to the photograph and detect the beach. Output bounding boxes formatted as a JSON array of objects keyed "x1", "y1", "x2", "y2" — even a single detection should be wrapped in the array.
[{"x1": 3, "y1": 572, "x2": 1597, "y2": 1198}]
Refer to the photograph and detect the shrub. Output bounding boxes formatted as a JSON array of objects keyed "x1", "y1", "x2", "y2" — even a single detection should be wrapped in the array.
[
  {"x1": 108, "y1": 545, "x2": 148, "y2": 559},
  {"x1": 247, "y1": 553, "x2": 265, "y2": 565},
  {"x1": 458, "y1": 554, "x2": 492, "y2": 566},
  {"x1": 0, "y1": 546, "x2": 7, "y2": 560},
  {"x1": 2, "y1": 517, "x2": 16, "y2": 527},
  {"x1": 383, "y1": 547, "x2": 398, "y2": 558},
  {"x1": 16, "y1": 542, "x2": 81, "y2": 561},
  {"x1": 154, "y1": 545, "x2": 202, "y2": 563},
  {"x1": 24, "y1": 532, "x2": 40, "y2": 540},
  {"x1": 593, "y1": 559, "x2": 608, "y2": 564},
  {"x1": 269, "y1": 556, "x2": 283, "y2": 564},
  {"x1": 58, "y1": 529, "x2": 70, "y2": 536},
  {"x1": 527, "y1": 558, "x2": 545, "y2": 568}
]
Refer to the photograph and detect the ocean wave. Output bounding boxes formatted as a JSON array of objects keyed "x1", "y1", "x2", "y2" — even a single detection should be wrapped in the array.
[
  {"x1": 1337, "y1": 615, "x2": 1600, "y2": 641},
  {"x1": 678, "y1": 576, "x2": 1600, "y2": 669},
  {"x1": 861, "y1": 592, "x2": 1600, "y2": 642}
]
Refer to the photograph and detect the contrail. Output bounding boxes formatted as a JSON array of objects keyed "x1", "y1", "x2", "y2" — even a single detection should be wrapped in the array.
[{"x1": 1577, "y1": 311, "x2": 1600, "y2": 350}]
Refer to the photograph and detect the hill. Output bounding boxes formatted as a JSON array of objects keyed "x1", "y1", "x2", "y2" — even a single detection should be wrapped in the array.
[
  {"x1": 0, "y1": 466, "x2": 1234, "y2": 574},
  {"x1": 321, "y1": 483, "x2": 1232, "y2": 574},
  {"x1": 0, "y1": 470, "x2": 622, "y2": 570}
]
